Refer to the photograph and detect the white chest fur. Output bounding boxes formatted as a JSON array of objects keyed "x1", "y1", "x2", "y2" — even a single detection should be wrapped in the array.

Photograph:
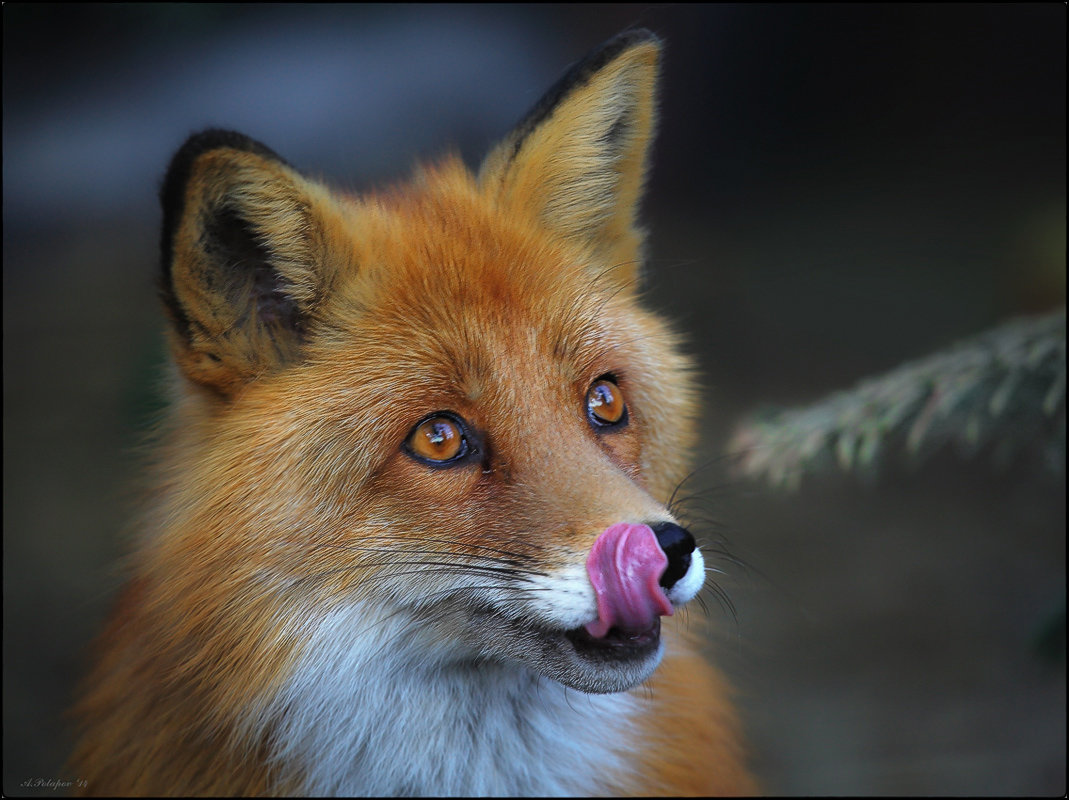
[{"x1": 267, "y1": 605, "x2": 640, "y2": 796}]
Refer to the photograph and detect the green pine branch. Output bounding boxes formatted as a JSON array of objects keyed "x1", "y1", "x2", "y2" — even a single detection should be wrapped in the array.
[{"x1": 729, "y1": 308, "x2": 1066, "y2": 489}]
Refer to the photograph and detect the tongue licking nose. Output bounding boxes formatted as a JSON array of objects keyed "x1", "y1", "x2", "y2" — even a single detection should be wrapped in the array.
[{"x1": 584, "y1": 523, "x2": 675, "y2": 638}]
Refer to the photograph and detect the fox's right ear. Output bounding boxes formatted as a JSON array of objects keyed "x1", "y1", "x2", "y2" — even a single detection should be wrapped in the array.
[{"x1": 159, "y1": 130, "x2": 348, "y2": 397}]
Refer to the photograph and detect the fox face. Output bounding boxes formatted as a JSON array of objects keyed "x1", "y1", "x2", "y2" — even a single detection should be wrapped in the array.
[
  {"x1": 71, "y1": 29, "x2": 753, "y2": 798},
  {"x1": 154, "y1": 29, "x2": 701, "y2": 700}
]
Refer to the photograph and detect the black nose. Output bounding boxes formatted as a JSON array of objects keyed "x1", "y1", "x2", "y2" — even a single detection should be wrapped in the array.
[{"x1": 651, "y1": 522, "x2": 695, "y2": 590}]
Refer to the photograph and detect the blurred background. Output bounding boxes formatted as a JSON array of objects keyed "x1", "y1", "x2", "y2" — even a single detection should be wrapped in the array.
[{"x1": 3, "y1": 4, "x2": 1064, "y2": 795}]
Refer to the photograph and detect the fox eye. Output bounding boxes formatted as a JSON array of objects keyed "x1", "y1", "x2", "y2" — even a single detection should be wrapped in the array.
[
  {"x1": 586, "y1": 376, "x2": 628, "y2": 428},
  {"x1": 404, "y1": 413, "x2": 471, "y2": 466}
]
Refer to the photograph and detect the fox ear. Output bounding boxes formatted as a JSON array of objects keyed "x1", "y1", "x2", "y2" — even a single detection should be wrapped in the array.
[
  {"x1": 479, "y1": 30, "x2": 660, "y2": 285},
  {"x1": 159, "y1": 130, "x2": 345, "y2": 397}
]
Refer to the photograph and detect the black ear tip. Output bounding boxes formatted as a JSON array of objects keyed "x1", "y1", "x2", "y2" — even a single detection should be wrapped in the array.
[
  {"x1": 159, "y1": 129, "x2": 287, "y2": 258},
  {"x1": 158, "y1": 129, "x2": 290, "y2": 344},
  {"x1": 496, "y1": 28, "x2": 662, "y2": 168},
  {"x1": 168, "y1": 129, "x2": 286, "y2": 174},
  {"x1": 160, "y1": 129, "x2": 286, "y2": 213},
  {"x1": 607, "y1": 28, "x2": 662, "y2": 51},
  {"x1": 581, "y1": 28, "x2": 662, "y2": 74}
]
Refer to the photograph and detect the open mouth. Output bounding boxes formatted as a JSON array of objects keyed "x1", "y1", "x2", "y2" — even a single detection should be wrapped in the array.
[{"x1": 563, "y1": 617, "x2": 661, "y2": 660}]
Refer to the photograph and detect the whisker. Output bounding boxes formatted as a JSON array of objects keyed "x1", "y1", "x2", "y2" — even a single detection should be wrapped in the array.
[
  {"x1": 694, "y1": 593, "x2": 710, "y2": 619},
  {"x1": 349, "y1": 583, "x2": 562, "y2": 648},
  {"x1": 291, "y1": 562, "x2": 544, "y2": 591},
  {"x1": 302, "y1": 542, "x2": 540, "y2": 572},
  {"x1": 667, "y1": 452, "x2": 739, "y2": 514},
  {"x1": 301, "y1": 534, "x2": 541, "y2": 564},
  {"x1": 702, "y1": 581, "x2": 738, "y2": 627}
]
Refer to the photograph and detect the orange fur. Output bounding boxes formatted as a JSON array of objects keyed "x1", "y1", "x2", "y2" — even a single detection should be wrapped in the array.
[{"x1": 70, "y1": 30, "x2": 756, "y2": 796}]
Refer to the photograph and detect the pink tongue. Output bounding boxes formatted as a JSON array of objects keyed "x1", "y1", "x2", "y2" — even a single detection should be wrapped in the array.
[{"x1": 584, "y1": 523, "x2": 674, "y2": 638}]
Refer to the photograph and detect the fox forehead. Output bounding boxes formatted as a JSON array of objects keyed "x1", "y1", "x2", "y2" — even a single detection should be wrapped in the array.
[{"x1": 309, "y1": 162, "x2": 640, "y2": 399}]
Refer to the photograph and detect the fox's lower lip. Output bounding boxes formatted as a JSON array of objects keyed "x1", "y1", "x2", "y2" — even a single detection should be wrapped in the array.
[
  {"x1": 459, "y1": 603, "x2": 666, "y2": 693},
  {"x1": 563, "y1": 617, "x2": 661, "y2": 658}
]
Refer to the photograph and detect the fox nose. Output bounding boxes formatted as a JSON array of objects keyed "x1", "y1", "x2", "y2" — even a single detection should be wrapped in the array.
[{"x1": 651, "y1": 522, "x2": 695, "y2": 590}]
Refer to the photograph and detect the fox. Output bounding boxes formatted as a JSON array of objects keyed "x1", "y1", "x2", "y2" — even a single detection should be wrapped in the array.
[{"x1": 68, "y1": 29, "x2": 756, "y2": 796}]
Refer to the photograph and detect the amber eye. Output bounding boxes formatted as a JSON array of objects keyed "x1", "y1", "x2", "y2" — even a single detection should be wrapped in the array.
[
  {"x1": 404, "y1": 414, "x2": 470, "y2": 465},
  {"x1": 587, "y1": 377, "x2": 627, "y2": 428}
]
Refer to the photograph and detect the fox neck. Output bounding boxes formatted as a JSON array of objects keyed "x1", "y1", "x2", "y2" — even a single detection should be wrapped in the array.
[{"x1": 268, "y1": 603, "x2": 639, "y2": 796}]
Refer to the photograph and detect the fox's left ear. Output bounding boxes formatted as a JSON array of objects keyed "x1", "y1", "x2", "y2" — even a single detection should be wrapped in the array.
[{"x1": 479, "y1": 29, "x2": 660, "y2": 285}]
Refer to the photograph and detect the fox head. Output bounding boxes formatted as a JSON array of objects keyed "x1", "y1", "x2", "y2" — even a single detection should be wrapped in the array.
[{"x1": 155, "y1": 29, "x2": 702, "y2": 696}]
